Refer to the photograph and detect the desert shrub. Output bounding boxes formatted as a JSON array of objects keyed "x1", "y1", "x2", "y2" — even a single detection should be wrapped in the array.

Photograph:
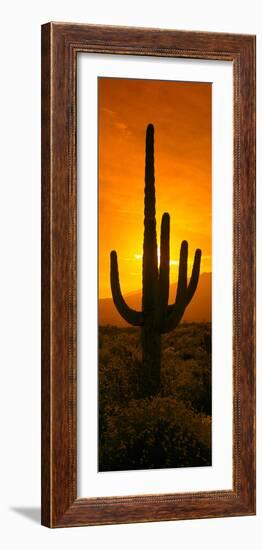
[
  {"x1": 99, "y1": 323, "x2": 212, "y2": 471},
  {"x1": 99, "y1": 396, "x2": 211, "y2": 471},
  {"x1": 99, "y1": 350, "x2": 141, "y2": 406},
  {"x1": 160, "y1": 323, "x2": 211, "y2": 415},
  {"x1": 161, "y1": 353, "x2": 211, "y2": 415}
]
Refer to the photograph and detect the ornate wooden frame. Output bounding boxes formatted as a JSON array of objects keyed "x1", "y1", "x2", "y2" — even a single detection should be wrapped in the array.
[{"x1": 41, "y1": 22, "x2": 256, "y2": 527}]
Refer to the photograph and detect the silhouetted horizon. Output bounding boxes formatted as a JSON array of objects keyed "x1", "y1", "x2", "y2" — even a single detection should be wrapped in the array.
[{"x1": 99, "y1": 271, "x2": 211, "y2": 326}]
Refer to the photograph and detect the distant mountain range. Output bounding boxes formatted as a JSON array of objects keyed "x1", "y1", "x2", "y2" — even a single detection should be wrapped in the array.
[{"x1": 99, "y1": 272, "x2": 211, "y2": 326}]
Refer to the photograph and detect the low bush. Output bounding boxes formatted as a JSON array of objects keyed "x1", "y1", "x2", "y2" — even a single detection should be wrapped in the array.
[{"x1": 99, "y1": 323, "x2": 212, "y2": 471}]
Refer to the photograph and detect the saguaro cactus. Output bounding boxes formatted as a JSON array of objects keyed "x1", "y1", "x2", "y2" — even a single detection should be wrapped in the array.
[{"x1": 110, "y1": 124, "x2": 202, "y2": 396}]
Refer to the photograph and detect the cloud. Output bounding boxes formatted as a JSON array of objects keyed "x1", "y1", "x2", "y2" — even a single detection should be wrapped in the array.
[
  {"x1": 101, "y1": 107, "x2": 116, "y2": 118},
  {"x1": 115, "y1": 122, "x2": 128, "y2": 130}
]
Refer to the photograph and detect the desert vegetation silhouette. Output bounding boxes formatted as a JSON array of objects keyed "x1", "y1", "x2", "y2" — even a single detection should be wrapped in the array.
[{"x1": 110, "y1": 124, "x2": 202, "y2": 397}]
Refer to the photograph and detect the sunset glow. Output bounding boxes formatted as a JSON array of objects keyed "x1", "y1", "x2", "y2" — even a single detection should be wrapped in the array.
[{"x1": 98, "y1": 77, "x2": 212, "y2": 299}]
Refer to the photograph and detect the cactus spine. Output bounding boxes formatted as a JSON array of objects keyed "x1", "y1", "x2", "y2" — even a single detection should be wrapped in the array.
[{"x1": 110, "y1": 124, "x2": 202, "y2": 396}]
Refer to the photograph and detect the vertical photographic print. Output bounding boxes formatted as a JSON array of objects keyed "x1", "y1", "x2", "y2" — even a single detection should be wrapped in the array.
[{"x1": 98, "y1": 77, "x2": 212, "y2": 472}]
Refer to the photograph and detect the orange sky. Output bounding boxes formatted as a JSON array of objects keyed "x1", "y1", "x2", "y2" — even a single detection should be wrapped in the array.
[{"x1": 98, "y1": 77, "x2": 212, "y2": 299}]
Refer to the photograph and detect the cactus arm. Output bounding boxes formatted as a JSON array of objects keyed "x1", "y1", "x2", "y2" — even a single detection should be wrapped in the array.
[
  {"x1": 186, "y1": 248, "x2": 201, "y2": 303},
  {"x1": 176, "y1": 240, "x2": 188, "y2": 302},
  {"x1": 157, "y1": 212, "x2": 170, "y2": 323},
  {"x1": 161, "y1": 244, "x2": 202, "y2": 334},
  {"x1": 110, "y1": 251, "x2": 143, "y2": 326},
  {"x1": 161, "y1": 240, "x2": 188, "y2": 332},
  {"x1": 161, "y1": 302, "x2": 185, "y2": 334}
]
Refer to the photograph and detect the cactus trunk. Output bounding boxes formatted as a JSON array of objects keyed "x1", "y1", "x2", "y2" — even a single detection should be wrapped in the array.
[
  {"x1": 110, "y1": 123, "x2": 202, "y2": 397},
  {"x1": 142, "y1": 326, "x2": 161, "y2": 397},
  {"x1": 141, "y1": 124, "x2": 161, "y2": 396}
]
